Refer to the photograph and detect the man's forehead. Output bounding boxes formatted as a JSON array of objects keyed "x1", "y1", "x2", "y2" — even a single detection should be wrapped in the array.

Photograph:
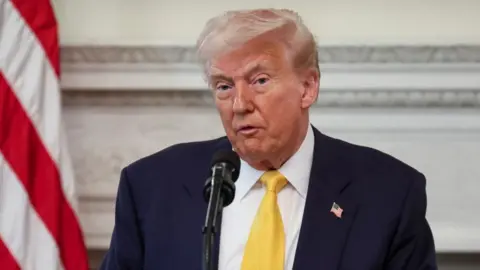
[
  {"x1": 209, "y1": 44, "x2": 286, "y2": 77},
  {"x1": 211, "y1": 57, "x2": 266, "y2": 73}
]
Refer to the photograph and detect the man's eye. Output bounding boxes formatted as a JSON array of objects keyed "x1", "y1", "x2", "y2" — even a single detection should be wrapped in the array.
[
  {"x1": 216, "y1": 84, "x2": 231, "y2": 91},
  {"x1": 254, "y1": 77, "x2": 269, "y2": 85}
]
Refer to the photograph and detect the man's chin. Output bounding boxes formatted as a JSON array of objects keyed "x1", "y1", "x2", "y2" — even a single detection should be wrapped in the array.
[{"x1": 235, "y1": 142, "x2": 267, "y2": 160}]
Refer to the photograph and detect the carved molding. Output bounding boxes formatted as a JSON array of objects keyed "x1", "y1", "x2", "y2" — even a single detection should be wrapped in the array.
[
  {"x1": 62, "y1": 89, "x2": 480, "y2": 108},
  {"x1": 61, "y1": 45, "x2": 480, "y2": 64},
  {"x1": 59, "y1": 45, "x2": 480, "y2": 109}
]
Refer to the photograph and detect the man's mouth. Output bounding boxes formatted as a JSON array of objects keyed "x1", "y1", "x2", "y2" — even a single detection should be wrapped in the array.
[{"x1": 237, "y1": 125, "x2": 259, "y2": 135}]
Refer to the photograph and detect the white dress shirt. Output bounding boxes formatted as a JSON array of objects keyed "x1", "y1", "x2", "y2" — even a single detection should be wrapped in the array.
[{"x1": 218, "y1": 125, "x2": 315, "y2": 270}]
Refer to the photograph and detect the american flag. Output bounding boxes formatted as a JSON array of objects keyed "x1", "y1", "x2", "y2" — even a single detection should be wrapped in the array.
[
  {"x1": 0, "y1": 0, "x2": 89, "y2": 269},
  {"x1": 330, "y1": 202, "x2": 343, "y2": 218}
]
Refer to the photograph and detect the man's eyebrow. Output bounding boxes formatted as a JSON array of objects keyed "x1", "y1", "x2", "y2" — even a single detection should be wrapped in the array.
[
  {"x1": 209, "y1": 74, "x2": 232, "y2": 84},
  {"x1": 243, "y1": 63, "x2": 266, "y2": 78},
  {"x1": 209, "y1": 62, "x2": 271, "y2": 83}
]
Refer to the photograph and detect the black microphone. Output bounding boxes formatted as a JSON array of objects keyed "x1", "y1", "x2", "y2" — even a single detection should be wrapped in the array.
[{"x1": 202, "y1": 150, "x2": 240, "y2": 270}]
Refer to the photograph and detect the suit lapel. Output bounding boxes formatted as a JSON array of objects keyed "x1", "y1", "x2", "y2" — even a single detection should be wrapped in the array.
[{"x1": 293, "y1": 128, "x2": 358, "y2": 270}]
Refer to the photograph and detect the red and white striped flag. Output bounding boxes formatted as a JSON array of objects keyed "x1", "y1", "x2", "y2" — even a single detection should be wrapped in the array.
[{"x1": 0, "y1": 0, "x2": 89, "y2": 269}]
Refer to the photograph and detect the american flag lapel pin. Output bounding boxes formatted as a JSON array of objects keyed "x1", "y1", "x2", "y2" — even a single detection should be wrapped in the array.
[{"x1": 330, "y1": 202, "x2": 343, "y2": 218}]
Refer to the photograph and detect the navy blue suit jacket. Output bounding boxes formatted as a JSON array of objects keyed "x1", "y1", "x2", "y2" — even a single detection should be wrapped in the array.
[{"x1": 100, "y1": 127, "x2": 437, "y2": 269}]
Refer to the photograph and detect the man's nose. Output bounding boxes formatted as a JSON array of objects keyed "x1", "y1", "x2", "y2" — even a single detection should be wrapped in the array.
[{"x1": 232, "y1": 82, "x2": 254, "y2": 113}]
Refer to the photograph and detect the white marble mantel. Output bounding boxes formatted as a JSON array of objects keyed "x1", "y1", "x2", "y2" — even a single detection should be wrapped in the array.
[{"x1": 61, "y1": 45, "x2": 480, "y2": 253}]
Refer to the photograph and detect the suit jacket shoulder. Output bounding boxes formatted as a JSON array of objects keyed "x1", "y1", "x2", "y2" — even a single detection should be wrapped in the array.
[
  {"x1": 119, "y1": 136, "x2": 231, "y2": 220},
  {"x1": 127, "y1": 136, "x2": 229, "y2": 175},
  {"x1": 322, "y1": 132, "x2": 426, "y2": 194}
]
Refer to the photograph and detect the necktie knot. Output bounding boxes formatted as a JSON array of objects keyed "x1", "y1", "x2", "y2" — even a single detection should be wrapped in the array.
[{"x1": 260, "y1": 170, "x2": 288, "y2": 194}]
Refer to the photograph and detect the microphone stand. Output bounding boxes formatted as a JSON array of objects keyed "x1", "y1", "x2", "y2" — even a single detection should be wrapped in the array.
[{"x1": 202, "y1": 164, "x2": 235, "y2": 270}]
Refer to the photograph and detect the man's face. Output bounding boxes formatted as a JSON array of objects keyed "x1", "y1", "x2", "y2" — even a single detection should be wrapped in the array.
[{"x1": 208, "y1": 38, "x2": 318, "y2": 165}]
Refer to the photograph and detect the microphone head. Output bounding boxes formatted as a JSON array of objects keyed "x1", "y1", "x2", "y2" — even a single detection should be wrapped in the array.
[
  {"x1": 211, "y1": 150, "x2": 241, "y2": 182},
  {"x1": 203, "y1": 149, "x2": 241, "y2": 206}
]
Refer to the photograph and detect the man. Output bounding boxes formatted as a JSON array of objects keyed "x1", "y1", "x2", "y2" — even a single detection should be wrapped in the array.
[{"x1": 100, "y1": 8, "x2": 437, "y2": 270}]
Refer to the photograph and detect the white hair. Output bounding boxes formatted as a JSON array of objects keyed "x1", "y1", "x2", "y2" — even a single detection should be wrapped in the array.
[{"x1": 196, "y1": 8, "x2": 319, "y2": 83}]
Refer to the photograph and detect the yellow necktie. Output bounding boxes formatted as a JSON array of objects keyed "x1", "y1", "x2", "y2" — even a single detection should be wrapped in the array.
[{"x1": 241, "y1": 170, "x2": 288, "y2": 270}]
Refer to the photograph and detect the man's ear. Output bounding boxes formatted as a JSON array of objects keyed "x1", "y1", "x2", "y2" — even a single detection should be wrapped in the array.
[{"x1": 300, "y1": 69, "x2": 320, "y2": 109}]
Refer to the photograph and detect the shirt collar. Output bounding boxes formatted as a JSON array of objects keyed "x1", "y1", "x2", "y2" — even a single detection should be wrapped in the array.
[{"x1": 235, "y1": 125, "x2": 315, "y2": 200}]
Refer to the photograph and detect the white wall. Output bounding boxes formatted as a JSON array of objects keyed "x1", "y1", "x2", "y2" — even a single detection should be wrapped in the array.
[{"x1": 53, "y1": 0, "x2": 480, "y2": 46}]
